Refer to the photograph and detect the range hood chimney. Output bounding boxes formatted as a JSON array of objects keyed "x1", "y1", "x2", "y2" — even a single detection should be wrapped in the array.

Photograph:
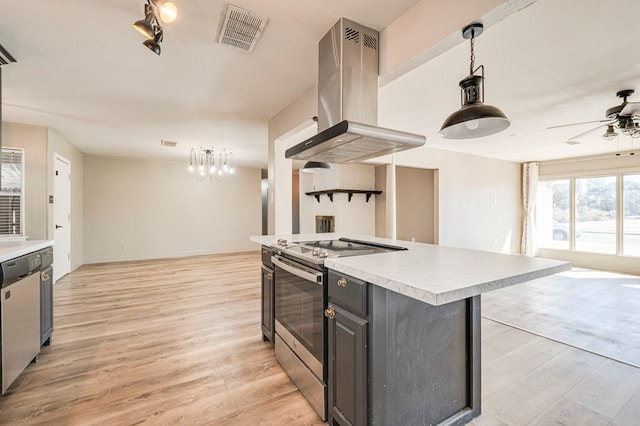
[{"x1": 285, "y1": 18, "x2": 426, "y2": 163}]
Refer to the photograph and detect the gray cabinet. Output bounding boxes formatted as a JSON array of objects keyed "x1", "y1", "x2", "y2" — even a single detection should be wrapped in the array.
[
  {"x1": 261, "y1": 246, "x2": 275, "y2": 343},
  {"x1": 40, "y1": 247, "x2": 53, "y2": 346},
  {"x1": 327, "y1": 270, "x2": 481, "y2": 426},
  {"x1": 40, "y1": 266, "x2": 53, "y2": 346},
  {"x1": 327, "y1": 271, "x2": 368, "y2": 426},
  {"x1": 327, "y1": 304, "x2": 367, "y2": 426}
]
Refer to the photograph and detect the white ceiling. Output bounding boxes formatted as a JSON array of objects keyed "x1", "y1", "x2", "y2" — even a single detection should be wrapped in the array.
[
  {"x1": 380, "y1": 0, "x2": 640, "y2": 162},
  {"x1": 1, "y1": 0, "x2": 639, "y2": 167}
]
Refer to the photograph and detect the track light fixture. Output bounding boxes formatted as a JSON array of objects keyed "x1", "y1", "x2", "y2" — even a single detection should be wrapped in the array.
[
  {"x1": 133, "y1": 1, "x2": 177, "y2": 55},
  {"x1": 439, "y1": 23, "x2": 510, "y2": 139}
]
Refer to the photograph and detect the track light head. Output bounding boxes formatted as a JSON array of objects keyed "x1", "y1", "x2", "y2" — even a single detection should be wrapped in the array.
[
  {"x1": 133, "y1": 13, "x2": 155, "y2": 39},
  {"x1": 143, "y1": 30, "x2": 163, "y2": 55}
]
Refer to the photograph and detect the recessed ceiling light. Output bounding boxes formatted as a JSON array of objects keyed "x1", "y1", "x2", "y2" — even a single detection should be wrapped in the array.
[
  {"x1": 564, "y1": 140, "x2": 580, "y2": 145},
  {"x1": 161, "y1": 140, "x2": 178, "y2": 147}
]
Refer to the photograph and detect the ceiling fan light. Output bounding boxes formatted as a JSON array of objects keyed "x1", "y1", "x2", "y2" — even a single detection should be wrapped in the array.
[
  {"x1": 602, "y1": 125, "x2": 617, "y2": 141},
  {"x1": 301, "y1": 161, "x2": 333, "y2": 173}
]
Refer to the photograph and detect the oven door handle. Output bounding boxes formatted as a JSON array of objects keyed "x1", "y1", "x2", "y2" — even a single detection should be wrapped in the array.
[{"x1": 271, "y1": 256, "x2": 323, "y2": 284}]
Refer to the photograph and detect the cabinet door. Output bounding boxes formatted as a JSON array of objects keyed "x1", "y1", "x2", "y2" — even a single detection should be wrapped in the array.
[
  {"x1": 261, "y1": 266, "x2": 274, "y2": 343},
  {"x1": 327, "y1": 304, "x2": 367, "y2": 426}
]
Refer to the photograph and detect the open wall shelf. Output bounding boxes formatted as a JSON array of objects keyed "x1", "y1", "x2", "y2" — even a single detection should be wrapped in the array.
[{"x1": 305, "y1": 189, "x2": 382, "y2": 203}]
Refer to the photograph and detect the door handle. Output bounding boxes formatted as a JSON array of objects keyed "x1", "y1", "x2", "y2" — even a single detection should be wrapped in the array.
[{"x1": 55, "y1": 225, "x2": 63, "y2": 229}]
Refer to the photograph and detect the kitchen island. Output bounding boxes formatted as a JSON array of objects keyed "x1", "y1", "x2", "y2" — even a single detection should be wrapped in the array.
[{"x1": 251, "y1": 234, "x2": 570, "y2": 425}]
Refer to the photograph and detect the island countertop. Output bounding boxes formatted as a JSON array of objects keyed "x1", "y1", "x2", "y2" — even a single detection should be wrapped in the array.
[
  {"x1": 251, "y1": 234, "x2": 570, "y2": 306},
  {"x1": 0, "y1": 240, "x2": 55, "y2": 263}
]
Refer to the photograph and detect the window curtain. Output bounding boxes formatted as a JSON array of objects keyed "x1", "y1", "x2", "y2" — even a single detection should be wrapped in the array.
[{"x1": 521, "y1": 162, "x2": 539, "y2": 256}]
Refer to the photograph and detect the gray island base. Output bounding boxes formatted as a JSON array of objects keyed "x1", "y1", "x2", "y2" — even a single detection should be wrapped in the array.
[
  {"x1": 327, "y1": 270, "x2": 479, "y2": 426},
  {"x1": 250, "y1": 234, "x2": 571, "y2": 426}
]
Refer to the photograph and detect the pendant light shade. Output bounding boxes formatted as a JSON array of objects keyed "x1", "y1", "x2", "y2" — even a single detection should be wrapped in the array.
[
  {"x1": 133, "y1": 13, "x2": 155, "y2": 39},
  {"x1": 440, "y1": 23, "x2": 510, "y2": 139},
  {"x1": 439, "y1": 76, "x2": 510, "y2": 138},
  {"x1": 301, "y1": 161, "x2": 333, "y2": 173}
]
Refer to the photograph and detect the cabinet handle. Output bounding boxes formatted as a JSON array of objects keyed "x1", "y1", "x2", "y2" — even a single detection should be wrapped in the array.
[
  {"x1": 337, "y1": 277, "x2": 348, "y2": 287},
  {"x1": 324, "y1": 306, "x2": 335, "y2": 319},
  {"x1": 267, "y1": 272, "x2": 273, "y2": 279}
]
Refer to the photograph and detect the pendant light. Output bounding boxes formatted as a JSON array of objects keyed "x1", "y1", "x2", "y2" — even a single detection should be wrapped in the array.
[
  {"x1": 439, "y1": 23, "x2": 510, "y2": 139},
  {"x1": 301, "y1": 161, "x2": 333, "y2": 173}
]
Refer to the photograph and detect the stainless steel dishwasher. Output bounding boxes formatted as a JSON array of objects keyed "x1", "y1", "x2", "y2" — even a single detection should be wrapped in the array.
[{"x1": 1, "y1": 252, "x2": 42, "y2": 394}]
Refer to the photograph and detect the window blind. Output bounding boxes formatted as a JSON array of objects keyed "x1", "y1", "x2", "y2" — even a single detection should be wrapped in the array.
[{"x1": 0, "y1": 148, "x2": 24, "y2": 236}]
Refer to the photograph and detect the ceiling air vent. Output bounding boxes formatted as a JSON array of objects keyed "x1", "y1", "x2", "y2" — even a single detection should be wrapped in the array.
[
  {"x1": 217, "y1": 4, "x2": 268, "y2": 52},
  {"x1": 160, "y1": 140, "x2": 178, "y2": 148},
  {"x1": 0, "y1": 43, "x2": 17, "y2": 66}
]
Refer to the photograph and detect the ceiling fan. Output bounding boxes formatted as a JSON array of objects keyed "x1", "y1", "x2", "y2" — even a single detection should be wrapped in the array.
[{"x1": 548, "y1": 89, "x2": 640, "y2": 142}]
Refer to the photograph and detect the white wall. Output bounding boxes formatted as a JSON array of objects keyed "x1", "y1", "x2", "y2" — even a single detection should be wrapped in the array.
[
  {"x1": 299, "y1": 164, "x2": 376, "y2": 236},
  {"x1": 2, "y1": 122, "x2": 84, "y2": 271},
  {"x1": 388, "y1": 147, "x2": 522, "y2": 254},
  {"x1": 2, "y1": 122, "x2": 48, "y2": 240},
  {"x1": 83, "y1": 155, "x2": 261, "y2": 263}
]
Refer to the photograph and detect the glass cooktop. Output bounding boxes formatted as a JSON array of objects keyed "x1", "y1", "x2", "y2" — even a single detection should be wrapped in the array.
[{"x1": 273, "y1": 237, "x2": 407, "y2": 265}]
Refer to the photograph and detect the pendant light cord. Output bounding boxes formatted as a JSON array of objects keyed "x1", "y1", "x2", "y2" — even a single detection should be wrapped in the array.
[{"x1": 469, "y1": 35, "x2": 476, "y2": 75}]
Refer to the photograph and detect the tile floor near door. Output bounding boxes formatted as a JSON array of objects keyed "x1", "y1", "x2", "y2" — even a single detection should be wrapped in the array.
[{"x1": 473, "y1": 319, "x2": 640, "y2": 425}]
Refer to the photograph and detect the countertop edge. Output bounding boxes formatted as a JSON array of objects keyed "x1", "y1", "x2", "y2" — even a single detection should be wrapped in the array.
[
  {"x1": 0, "y1": 240, "x2": 55, "y2": 263},
  {"x1": 327, "y1": 260, "x2": 572, "y2": 306}
]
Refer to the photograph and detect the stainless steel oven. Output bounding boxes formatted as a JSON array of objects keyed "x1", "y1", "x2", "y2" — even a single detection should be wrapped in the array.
[
  {"x1": 272, "y1": 253, "x2": 327, "y2": 420},
  {"x1": 270, "y1": 238, "x2": 407, "y2": 421}
]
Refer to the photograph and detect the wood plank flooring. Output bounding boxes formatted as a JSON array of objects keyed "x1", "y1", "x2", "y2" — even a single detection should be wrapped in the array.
[
  {"x1": 0, "y1": 252, "x2": 324, "y2": 425},
  {"x1": 1, "y1": 252, "x2": 639, "y2": 425}
]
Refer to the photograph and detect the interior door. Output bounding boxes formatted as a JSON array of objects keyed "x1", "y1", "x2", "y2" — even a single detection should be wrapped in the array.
[{"x1": 53, "y1": 154, "x2": 71, "y2": 282}]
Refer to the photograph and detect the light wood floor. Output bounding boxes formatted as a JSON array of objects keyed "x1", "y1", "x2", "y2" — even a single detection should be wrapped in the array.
[
  {"x1": 1, "y1": 252, "x2": 639, "y2": 425},
  {"x1": 0, "y1": 252, "x2": 324, "y2": 425}
]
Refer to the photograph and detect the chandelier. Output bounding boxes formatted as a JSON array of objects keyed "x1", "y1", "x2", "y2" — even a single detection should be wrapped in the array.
[{"x1": 187, "y1": 147, "x2": 234, "y2": 180}]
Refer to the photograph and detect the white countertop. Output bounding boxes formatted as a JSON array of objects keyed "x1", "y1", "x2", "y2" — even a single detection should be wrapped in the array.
[
  {"x1": 250, "y1": 234, "x2": 570, "y2": 306},
  {"x1": 0, "y1": 240, "x2": 54, "y2": 263}
]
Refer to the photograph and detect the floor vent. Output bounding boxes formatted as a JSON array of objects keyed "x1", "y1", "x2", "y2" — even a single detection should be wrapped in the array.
[
  {"x1": 217, "y1": 4, "x2": 268, "y2": 52},
  {"x1": 160, "y1": 140, "x2": 178, "y2": 148}
]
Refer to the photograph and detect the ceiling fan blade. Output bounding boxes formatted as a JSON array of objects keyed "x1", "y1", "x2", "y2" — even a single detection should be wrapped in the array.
[
  {"x1": 547, "y1": 119, "x2": 611, "y2": 129},
  {"x1": 620, "y1": 102, "x2": 640, "y2": 116},
  {"x1": 568, "y1": 123, "x2": 608, "y2": 140}
]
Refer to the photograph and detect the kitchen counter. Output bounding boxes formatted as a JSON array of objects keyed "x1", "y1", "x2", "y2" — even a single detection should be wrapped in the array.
[
  {"x1": 250, "y1": 234, "x2": 570, "y2": 306},
  {"x1": 0, "y1": 240, "x2": 55, "y2": 263},
  {"x1": 252, "y1": 234, "x2": 570, "y2": 425}
]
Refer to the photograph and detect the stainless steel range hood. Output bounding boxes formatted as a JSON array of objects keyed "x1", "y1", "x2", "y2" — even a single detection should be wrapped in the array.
[{"x1": 285, "y1": 18, "x2": 426, "y2": 163}]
